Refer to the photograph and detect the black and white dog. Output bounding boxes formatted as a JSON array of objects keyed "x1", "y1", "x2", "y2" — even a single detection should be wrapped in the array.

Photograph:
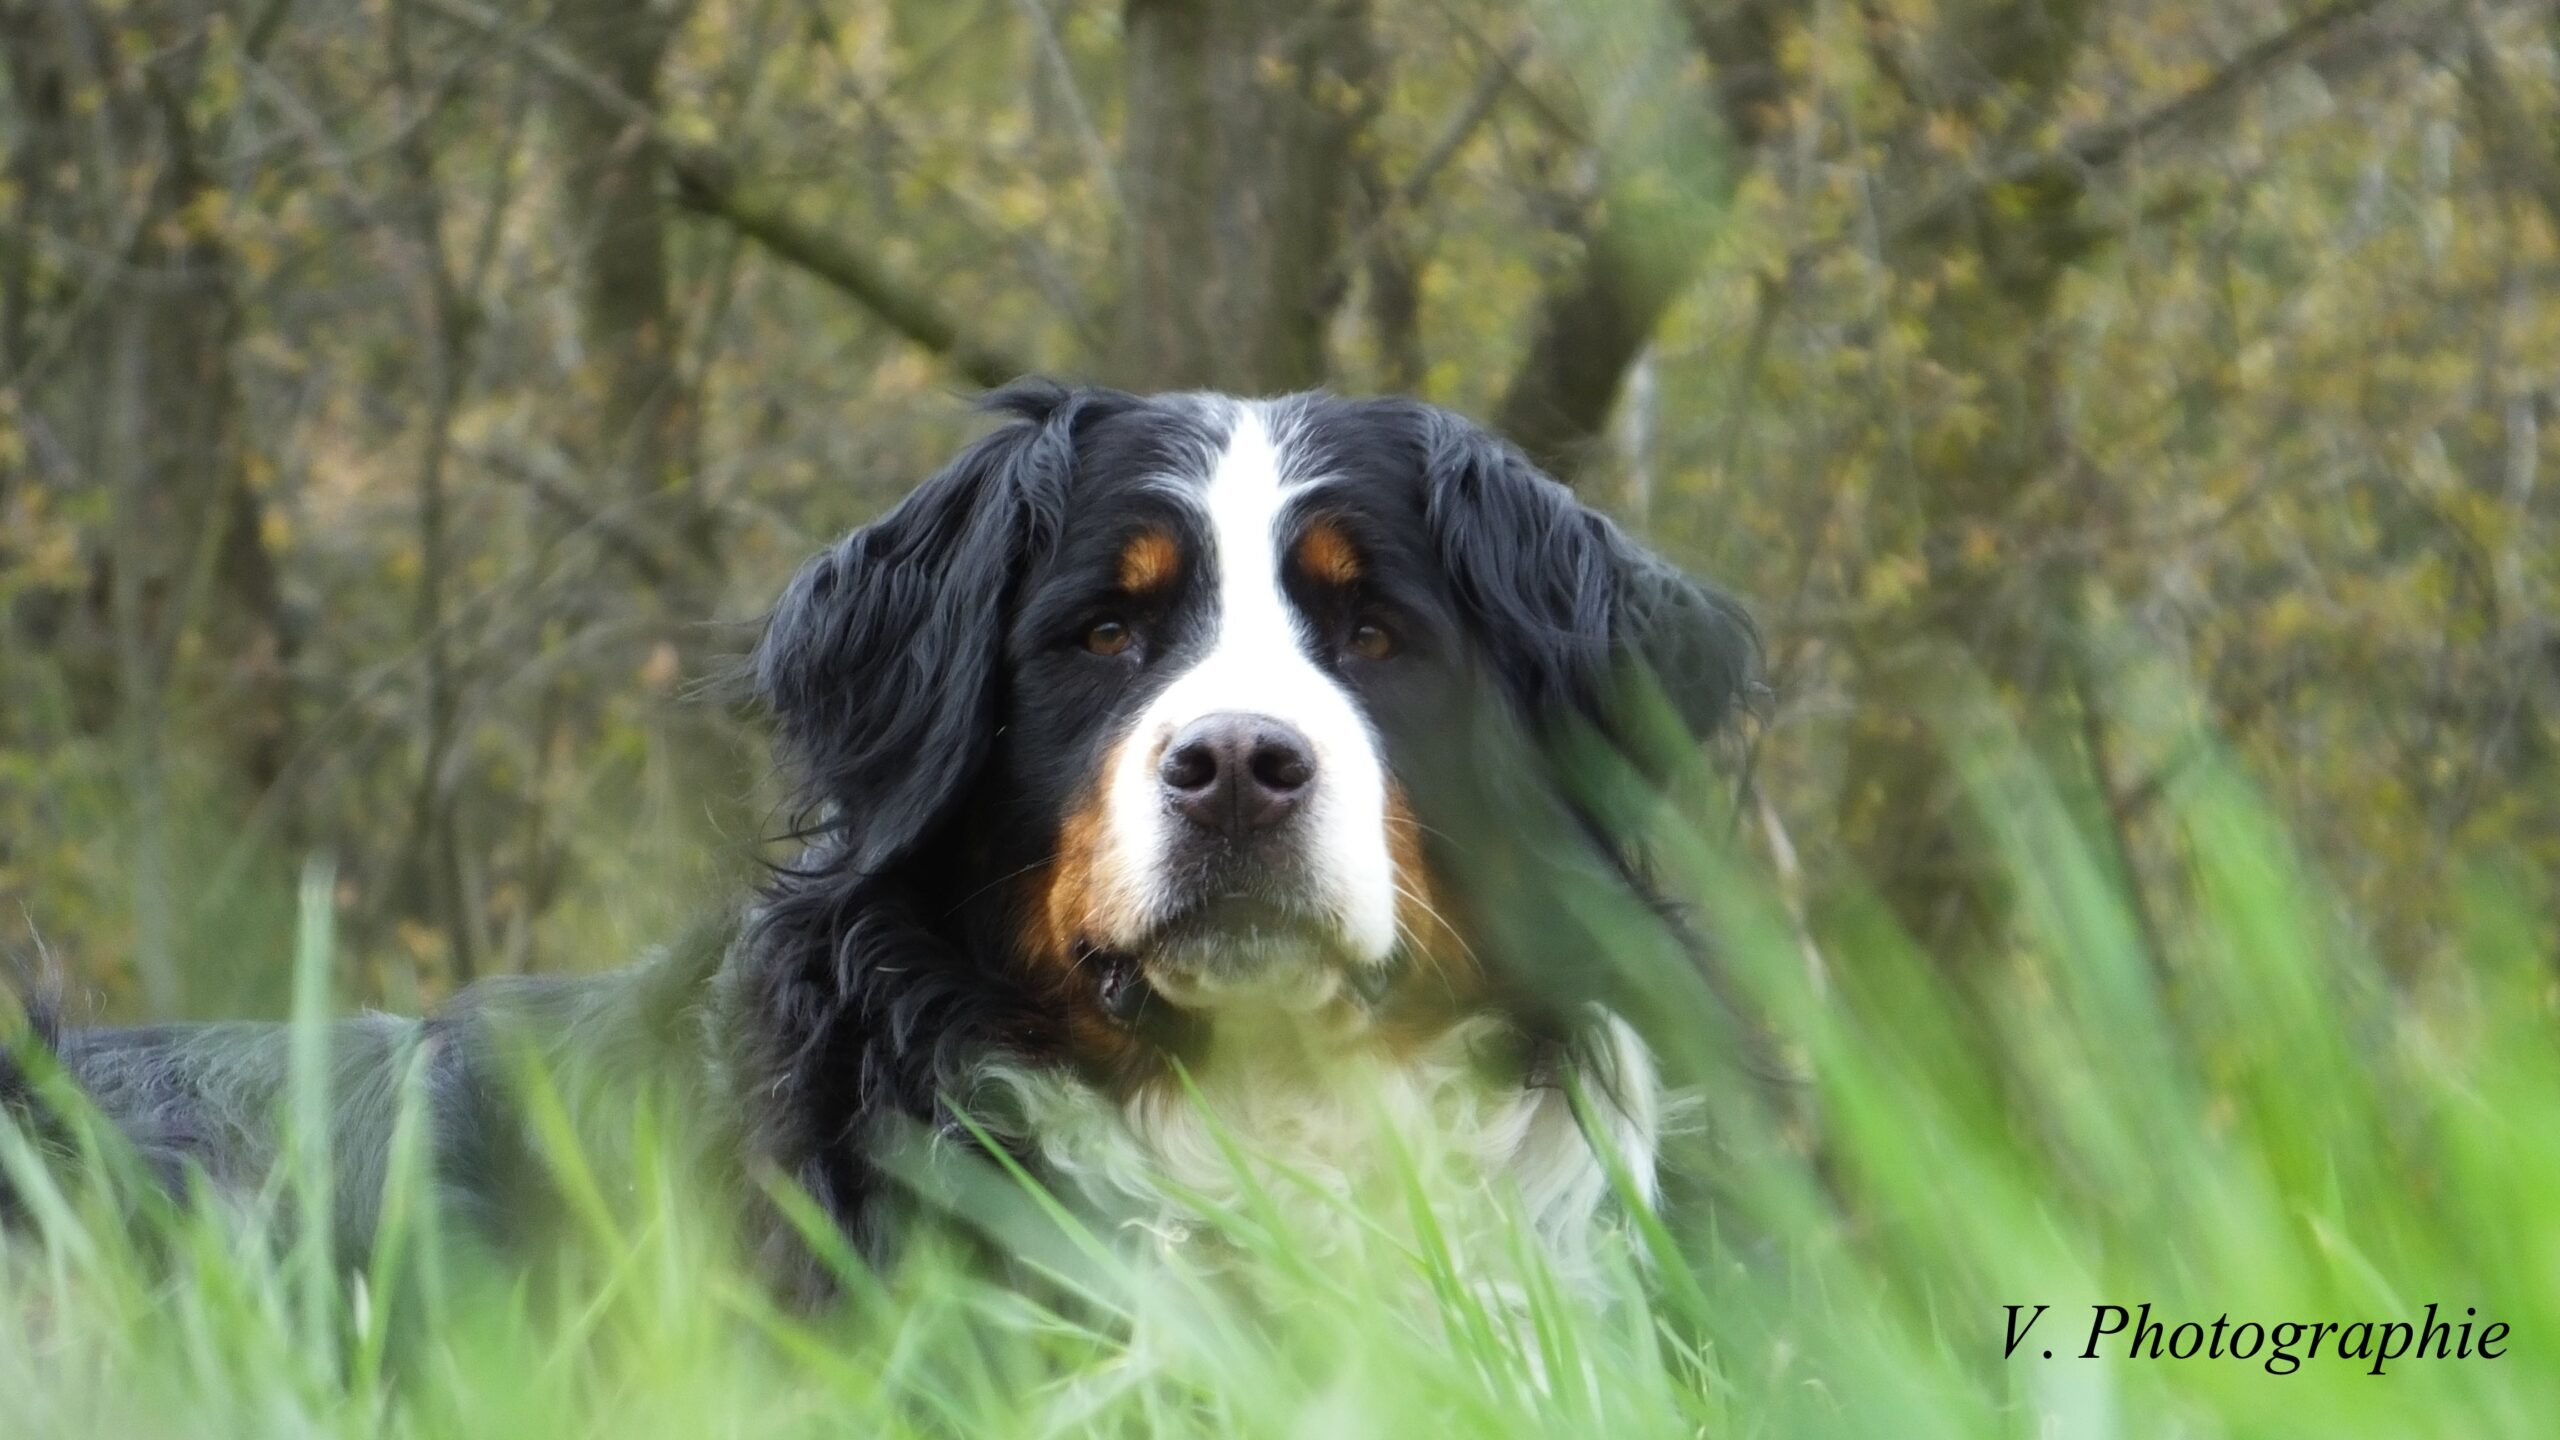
[{"x1": 3, "y1": 383, "x2": 1754, "y2": 1292}]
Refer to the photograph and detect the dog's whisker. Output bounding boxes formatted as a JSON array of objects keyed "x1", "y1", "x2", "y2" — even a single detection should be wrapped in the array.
[
  {"x1": 942, "y1": 853, "x2": 1062, "y2": 917},
  {"x1": 1392, "y1": 881, "x2": 1481, "y2": 979},
  {"x1": 1390, "y1": 917, "x2": 1451, "y2": 988},
  {"x1": 1384, "y1": 810, "x2": 1468, "y2": 849}
]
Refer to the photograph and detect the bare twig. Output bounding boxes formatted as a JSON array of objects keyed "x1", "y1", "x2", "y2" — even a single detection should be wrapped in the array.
[
  {"x1": 387, "y1": 0, "x2": 487, "y2": 984},
  {"x1": 1011, "y1": 0, "x2": 1122, "y2": 215},
  {"x1": 417, "y1": 0, "x2": 1031, "y2": 387},
  {"x1": 460, "y1": 438, "x2": 679, "y2": 586},
  {"x1": 1889, "y1": 0, "x2": 2408, "y2": 244},
  {"x1": 1400, "y1": 36, "x2": 1529, "y2": 212},
  {"x1": 1323, "y1": 35, "x2": 1530, "y2": 315}
]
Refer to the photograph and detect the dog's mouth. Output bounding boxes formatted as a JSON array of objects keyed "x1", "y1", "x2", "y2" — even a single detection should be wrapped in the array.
[{"x1": 1082, "y1": 893, "x2": 1399, "y2": 1024}]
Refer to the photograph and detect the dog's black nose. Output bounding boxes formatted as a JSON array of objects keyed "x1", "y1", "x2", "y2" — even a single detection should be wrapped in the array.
[{"x1": 1160, "y1": 713, "x2": 1316, "y2": 838}]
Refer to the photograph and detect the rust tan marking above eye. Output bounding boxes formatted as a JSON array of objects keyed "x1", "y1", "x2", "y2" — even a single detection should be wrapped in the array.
[
  {"x1": 1295, "y1": 522, "x2": 1362, "y2": 587},
  {"x1": 1116, "y1": 529, "x2": 1182, "y2": 594}
]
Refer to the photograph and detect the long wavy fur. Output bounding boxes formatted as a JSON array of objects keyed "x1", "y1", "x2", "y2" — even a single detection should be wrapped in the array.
[{"x1": 722, "y1": 383, "x2": 1122, "y2": 1276}]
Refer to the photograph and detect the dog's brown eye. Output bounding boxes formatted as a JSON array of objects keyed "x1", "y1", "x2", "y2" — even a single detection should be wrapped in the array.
[
  {"x1": 1348, "y1": 621, "x2": 1396, "y2": 660},
  {"x1": 1084, "y1": 619, "x2": 1134, "y2": 656}
]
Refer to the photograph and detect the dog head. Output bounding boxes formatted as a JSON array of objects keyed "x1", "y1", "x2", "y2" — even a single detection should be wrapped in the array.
[{"x1": 757, "y1": 383, "x2": 1755, "y2": 1063}]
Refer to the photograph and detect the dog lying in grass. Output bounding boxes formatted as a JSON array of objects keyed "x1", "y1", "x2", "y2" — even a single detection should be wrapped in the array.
[{"x1": 3, "y1": 383, "x2": 1755, "y2": 1297}]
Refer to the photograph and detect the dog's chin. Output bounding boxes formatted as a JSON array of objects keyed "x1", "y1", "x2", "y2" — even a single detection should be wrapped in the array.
[{"x1": 1116, "y1": 897, "x2": 1381, "y2": 1016}]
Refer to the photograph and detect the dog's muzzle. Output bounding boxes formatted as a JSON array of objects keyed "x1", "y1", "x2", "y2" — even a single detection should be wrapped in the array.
[{"x1": 1090, "y1": 709, "x2": 1377, "y2": 1014}]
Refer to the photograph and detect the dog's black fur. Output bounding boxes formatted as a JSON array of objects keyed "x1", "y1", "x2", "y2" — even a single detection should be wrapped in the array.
[{"x1": 4, "y1": 383, "x2": 1756, "y2": 1293}]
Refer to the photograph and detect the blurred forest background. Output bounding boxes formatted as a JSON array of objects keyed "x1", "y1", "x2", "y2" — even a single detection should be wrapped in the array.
[{"x1": 2, "y1": 0, "x2": 2554, "y2": 1018}]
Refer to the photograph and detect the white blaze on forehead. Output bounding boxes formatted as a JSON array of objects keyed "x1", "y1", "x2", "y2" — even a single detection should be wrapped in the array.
[{"x1": 1096, "y1": 402, "x2": 1399, "y2": 965}]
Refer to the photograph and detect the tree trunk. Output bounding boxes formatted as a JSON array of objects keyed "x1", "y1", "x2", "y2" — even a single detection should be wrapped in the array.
[
  {"x1": 550, "y1": 0, "x2": 712, "y2": 595},
  {"x1": 1111, "y1": 0, "x2": 1378, "y2": 393},
  {"x1": 2, "y1": 1, "x2": 297, "y2": 1013},
  {"x1": 386, "y1": 0, "x2": 488, "y2": 988}
]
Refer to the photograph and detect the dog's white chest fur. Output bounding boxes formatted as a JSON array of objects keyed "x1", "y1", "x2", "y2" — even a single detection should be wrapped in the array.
[{"x1": 971, "y1": 1010, "x2": 1661, "y2": 1286}]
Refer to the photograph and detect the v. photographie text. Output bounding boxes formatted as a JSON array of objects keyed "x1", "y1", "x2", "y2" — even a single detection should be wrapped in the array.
[{"x1": 2003, "y1": 1303, "x2": 2508, "y2": 1376}]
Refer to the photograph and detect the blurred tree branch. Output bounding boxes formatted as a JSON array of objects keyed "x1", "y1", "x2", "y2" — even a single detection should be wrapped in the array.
[
  {"x1": 1501, "y1": 0, "x2": 2418, "y2": 485},
  {"x1": 1493, "y1": 0, "x2": 1786, "y2": 480},
  {"x1": 1894, "y1": 0, "x2": 2405, "y2": 246},
  {"x1": 2457, "y1": 0, "x2": 2560, "y2": 234},
  {"x1": 680, "y1": 166, "x2": 1030, "y2": 387},
  {"x1": 1342, "y1": 30, "x2": 1530, "y2": 391},
  {"x1": 418, "y1": 0, "x2": 1030, "y2": 388}
]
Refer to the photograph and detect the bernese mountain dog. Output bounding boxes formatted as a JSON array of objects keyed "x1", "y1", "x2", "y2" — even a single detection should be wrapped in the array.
[{"x1": 4, "y1": 383, "x2": 1755, "y2": 1294}]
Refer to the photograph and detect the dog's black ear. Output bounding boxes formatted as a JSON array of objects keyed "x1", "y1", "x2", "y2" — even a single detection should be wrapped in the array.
[
  {"x1": 1421, "y1": 415, "x2": 1758, "y2": 745},
  {"x1": 758, "y1": 383, "x2": 1089, "y2": 872}
]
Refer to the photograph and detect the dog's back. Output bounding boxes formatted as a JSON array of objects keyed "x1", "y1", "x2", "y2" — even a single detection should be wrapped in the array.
[{"x1": 11, "y1": 916, "x2": 739, "y2": 1256}]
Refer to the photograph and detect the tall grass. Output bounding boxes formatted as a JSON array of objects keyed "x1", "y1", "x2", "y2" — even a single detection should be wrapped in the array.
[{"x1": 2, "y1": 672, "x2": 2552, "y2": 1438}]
